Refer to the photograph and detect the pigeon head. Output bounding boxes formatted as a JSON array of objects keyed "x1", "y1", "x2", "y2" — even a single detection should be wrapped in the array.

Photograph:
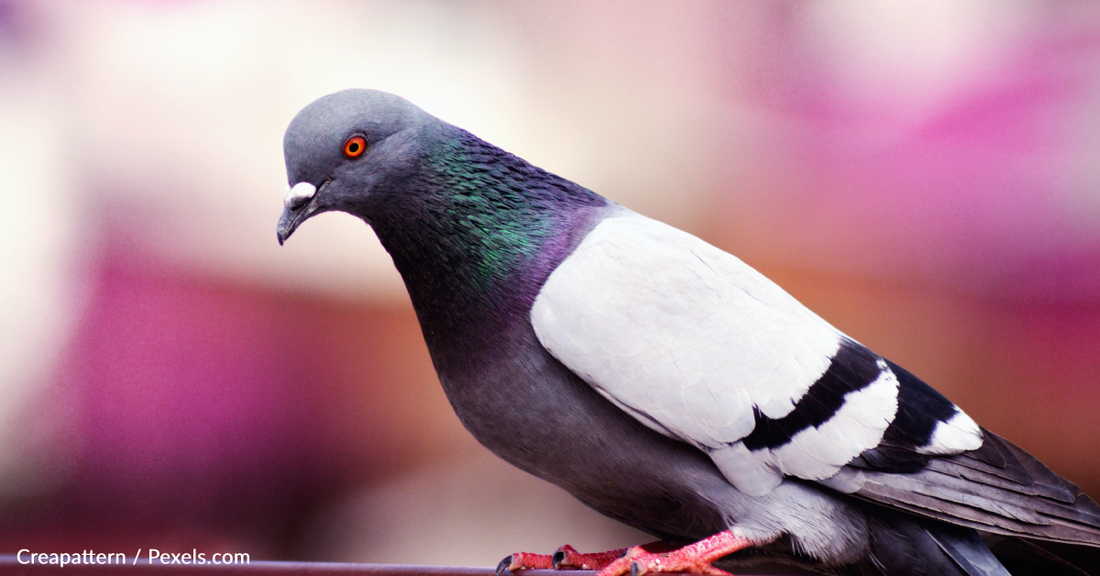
[
  {"x1": 277, "y1": 89, "x2": 608, "y2": 338},
  {"x1": 277, "y1": 88, "x2": 431, "y2": 245}
]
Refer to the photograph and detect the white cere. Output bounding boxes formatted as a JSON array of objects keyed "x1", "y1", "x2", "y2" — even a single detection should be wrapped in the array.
[{"x1": 284, "y1": 182, "x2": 317, "y2": 209}]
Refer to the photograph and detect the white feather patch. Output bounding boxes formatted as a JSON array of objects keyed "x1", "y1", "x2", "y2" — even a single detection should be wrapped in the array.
[
  {"x1": 532, "y1": 211, "x2": 900, "y2": 493},
  {"x1": 709, "y1": 443, "x2": 783, "y2": 496},
  {"x1": 917, "y1": 410, "x2": 982, "y2": 454},
  {"x1": 770, "y1": 363, "x2": 898, "y2": 477}
]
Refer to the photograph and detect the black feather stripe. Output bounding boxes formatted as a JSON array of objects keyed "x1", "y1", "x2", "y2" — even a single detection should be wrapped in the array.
[
  {"x1": 855, "y1": 360, "x2": 963, "y2": 472},
  {"x1": 886, "y1": 360, "x2": 960, "y2": 444},
  {"x1": 742, "y1": 339, "x2": 884, "y2": 451}
]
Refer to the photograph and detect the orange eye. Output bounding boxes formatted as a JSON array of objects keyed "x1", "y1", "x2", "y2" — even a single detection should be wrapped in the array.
[{"x1": 343, "y1": 136, "x2": 366, "y2": 158}]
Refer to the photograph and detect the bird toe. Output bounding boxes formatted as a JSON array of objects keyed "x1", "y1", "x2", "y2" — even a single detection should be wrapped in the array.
[{"x1": 498, "y1": 551, "x2": 555, "y2": 574}]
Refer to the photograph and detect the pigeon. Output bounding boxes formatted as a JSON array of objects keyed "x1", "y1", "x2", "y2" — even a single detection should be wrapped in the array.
[{"x1": 277, "y1": 89, "x2": 1100, "y2": 576}]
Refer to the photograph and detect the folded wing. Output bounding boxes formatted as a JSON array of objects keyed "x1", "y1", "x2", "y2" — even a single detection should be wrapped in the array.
[{"x1": 530, "y1": 212, "x2": 981, "y2": 496}]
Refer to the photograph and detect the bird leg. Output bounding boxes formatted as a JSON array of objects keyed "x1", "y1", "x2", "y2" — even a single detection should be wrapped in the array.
[
  {"x1": 497, "y1": 542, "x2": 672, "y2": 574},
  {"x1": 594, "y1": 530, "x2": 755, "y2": 576}
]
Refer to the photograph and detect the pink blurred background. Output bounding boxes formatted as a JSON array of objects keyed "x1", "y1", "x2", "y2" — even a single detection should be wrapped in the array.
[{"x1": 1, "y1": 0, "x2": 1099, "y2": 566}]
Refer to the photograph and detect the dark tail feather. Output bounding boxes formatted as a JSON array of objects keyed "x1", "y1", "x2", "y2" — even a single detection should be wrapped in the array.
[
  {"x1": 928, "y1": 525, "x2": 1010, "y2": 576},
  {"x1": 985, "y1": 535, "x2": 1099, "y2": 576}
]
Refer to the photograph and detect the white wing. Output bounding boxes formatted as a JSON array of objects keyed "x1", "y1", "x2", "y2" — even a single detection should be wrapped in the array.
[{"x1": 530, "y1": 211, "x2": 902, "y2": 495}]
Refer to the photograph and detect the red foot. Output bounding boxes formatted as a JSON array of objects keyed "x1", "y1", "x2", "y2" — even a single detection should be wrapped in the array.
[
  {"x1": 595, "y1": 531, "x2": 754, "y2": 576},
  {"x1": 497, "y1": 532, "x2": 753, "y2": 575},
  {"x1": 497, "y1": 543, "x2": 661, "y2": 573}
]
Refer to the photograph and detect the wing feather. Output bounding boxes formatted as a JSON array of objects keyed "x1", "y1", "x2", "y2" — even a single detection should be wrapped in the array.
[{"x1": 831, "y1": 431, "x2": 1100, "y2": 546}]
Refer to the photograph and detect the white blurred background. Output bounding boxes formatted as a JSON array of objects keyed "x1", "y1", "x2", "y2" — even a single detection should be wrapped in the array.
[{"x1": 2, "y1": 0, "x2": 1100, "y2": 566}]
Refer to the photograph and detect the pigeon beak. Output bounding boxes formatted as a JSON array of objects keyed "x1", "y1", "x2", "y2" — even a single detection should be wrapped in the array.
[{"x1": 277, "y1": 182, "x2": 317, "y2": 245}]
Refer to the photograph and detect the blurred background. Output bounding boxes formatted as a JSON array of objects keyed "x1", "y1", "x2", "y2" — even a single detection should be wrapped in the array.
[{"x1": 2, "y1": 0, "x2": 1100, "y2": 566}]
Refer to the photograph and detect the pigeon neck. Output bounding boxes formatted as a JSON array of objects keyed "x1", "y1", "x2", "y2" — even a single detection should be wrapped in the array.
[{"x1": 366, "y1": 126, "x2": 607, "y2": 367}]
